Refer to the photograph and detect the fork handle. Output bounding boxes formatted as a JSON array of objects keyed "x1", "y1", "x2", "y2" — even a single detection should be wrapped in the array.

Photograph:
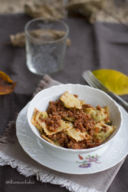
[{"x1": 107, "y1": 91, "x2": 128, "y2": 112}]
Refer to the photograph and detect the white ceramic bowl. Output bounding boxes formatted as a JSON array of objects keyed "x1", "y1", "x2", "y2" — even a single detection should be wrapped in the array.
[{"x1": 27, "y1": 84, "x2": 122, "y2": 161}]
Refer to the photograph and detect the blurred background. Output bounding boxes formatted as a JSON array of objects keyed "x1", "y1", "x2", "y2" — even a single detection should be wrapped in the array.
[{"x1": 0, "y1": 0, "x2": 128, "y2": 25}]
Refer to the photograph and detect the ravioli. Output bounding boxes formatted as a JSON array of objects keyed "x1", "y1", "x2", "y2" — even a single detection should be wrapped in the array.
[
  {"x1": 31, "y1": 91, "x2": 115, "y2": 149},
  {"x1": 31, "y1": 109, "x2": 42, "y2": 132},
  {"x1": 60, "y1": 91, "x2": 83, "y2": 109},
  {"x1": 84, "y1": 106, "x2": 109, "y2": 123},
  {"x1": 32, "y1": 109, "x2": 73, "y2": 136},
  {"x1": 66, "y1": 128, "x2": 90, "y2": 142},
  {"x1": 42, "y1": 120, "x2": 72, "y2": 136},
  {"x1": 41, "y1": 133, "x2": 60, "y2": 146},
  {"x1": 94, "y1": 122, "x2": 115, "y2": 143}
]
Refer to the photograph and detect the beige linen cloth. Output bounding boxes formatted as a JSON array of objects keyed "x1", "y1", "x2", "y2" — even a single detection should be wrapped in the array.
[{"x1": 0, "y1": 75, "x2": 124, "y2": 192}]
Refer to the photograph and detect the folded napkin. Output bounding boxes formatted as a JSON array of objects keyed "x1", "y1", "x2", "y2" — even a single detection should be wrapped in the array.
[{"x1": 0, "y1": 75, "x2": 125, "y2": 192}]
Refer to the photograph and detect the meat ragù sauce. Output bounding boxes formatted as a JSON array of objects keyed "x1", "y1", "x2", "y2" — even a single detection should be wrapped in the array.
[{"x1": 32, "y1": 91, "x2": 115, "y2": 149}]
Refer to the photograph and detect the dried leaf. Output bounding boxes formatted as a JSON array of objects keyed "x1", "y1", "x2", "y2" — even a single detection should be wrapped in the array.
[
  {"x1": 93, "y1": 69, "x2": 128, "y2": 96},
  {"x1": 67, "y1": 0, "x2": 128, "y2": 24},
  {"x1": 24, "y1": 3, "x2": 65, "y2": 20},
  {"x1": 10, "y1": 29, "x2": 71, "y2": 48},
  {"x1": 10, "y1": 33, "x2": 25, "y2": 47},
  {"x1": 66, "y1": 0, "x2": 103, "y2": 23},
  {"x1": 0, "y1": 71, "x2": 16, "y2": 95}
]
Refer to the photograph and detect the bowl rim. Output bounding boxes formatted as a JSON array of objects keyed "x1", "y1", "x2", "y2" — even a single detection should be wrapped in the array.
[{"x1": 27, "y1": 84, "x2": 122, "y2": 152}]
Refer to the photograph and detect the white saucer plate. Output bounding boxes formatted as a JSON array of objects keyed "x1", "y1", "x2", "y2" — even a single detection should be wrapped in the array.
[{"x1": 16, "y1": 104, "x2": 128, "y2": 175}]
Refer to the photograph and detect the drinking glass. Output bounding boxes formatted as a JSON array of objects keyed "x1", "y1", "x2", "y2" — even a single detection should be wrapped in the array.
[{"x1": 25, "y1": 18, "x2": 69, "y2": 75}]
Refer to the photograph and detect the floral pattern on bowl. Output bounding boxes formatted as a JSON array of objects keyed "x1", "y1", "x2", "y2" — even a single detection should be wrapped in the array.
[{"x1": 77, "y1": 154, "x2": 100, "y2": 168}]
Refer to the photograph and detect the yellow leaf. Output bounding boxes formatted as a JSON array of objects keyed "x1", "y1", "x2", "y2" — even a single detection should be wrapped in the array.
[
  {"x1": 0, "y1": 71, "x2": 16, "y2": 95},
  {"x1": 92, "y1": 69, "x2": 128, "y2": 95}
]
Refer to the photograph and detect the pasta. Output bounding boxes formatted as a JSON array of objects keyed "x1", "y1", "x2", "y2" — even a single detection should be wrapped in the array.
[{"x1": 31, "y1": 91, "x2": 115, "y2": 149}]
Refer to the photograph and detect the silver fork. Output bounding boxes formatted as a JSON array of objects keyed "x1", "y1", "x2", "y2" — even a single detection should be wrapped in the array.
[{"x1": 82, "y1": 70, "x2": 128, "y2": 112}]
